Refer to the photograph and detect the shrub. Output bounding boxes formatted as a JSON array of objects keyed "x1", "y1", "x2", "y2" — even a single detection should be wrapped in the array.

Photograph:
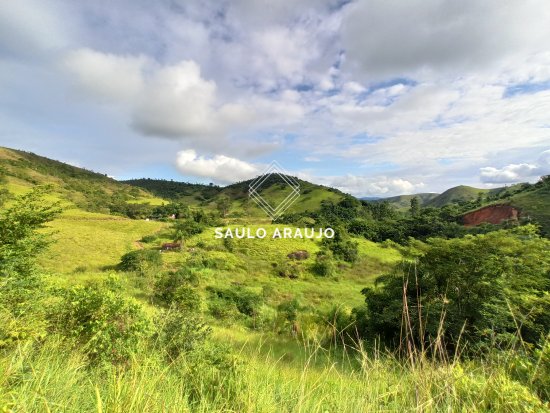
[
  {"x1": 223, "y1": 236, "x2": 235, "y2": 252},
  {"x1": 118, "y1": 249, "x2": 162, "y2": 274},
  {"x1": 311, "y1": 250, "x2": 337, "y2": 277},
  {"x1": 154, "y1": 268, "x2": 200, "y2": 307},
  {"x1": 140, "y1": 234, "x2": 157, "y2": 243},
  {"x1": 154, "y1": 307, "x2": 211, "y2": 361},
  {"x1": 208, "y1": 297, "x2": 240, "y2": 320},
  {"x1": 52, "y1": 280, "x2": 150, "y2": 365},
  {"x1": 207, "y1": 285, "x2": 263, "y2": 317},
  {"x1": 274, "y1": 259, "x2": 303, "y2": 279}
]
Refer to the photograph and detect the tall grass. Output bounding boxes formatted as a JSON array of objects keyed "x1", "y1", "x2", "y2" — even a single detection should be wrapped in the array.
[{"x1": 1, "y1": 336, "x2": 546, "y2": 412}]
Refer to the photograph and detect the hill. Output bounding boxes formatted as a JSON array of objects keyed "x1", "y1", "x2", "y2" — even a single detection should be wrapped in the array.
[
  {"x1": 424, "y1": 185, "x2": 493, "y2": 207},
  {"x1": 375, "y1": 192, "x2": 440, "y2": 210},
  {"x1": 0, "y1": 147, "x2": 164, "y2": 211},
  {"x1": 124, "y1": 174, "x2": 346, "y2": 217}
]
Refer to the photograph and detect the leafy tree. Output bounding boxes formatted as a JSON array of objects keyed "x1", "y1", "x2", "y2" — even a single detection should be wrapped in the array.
[
  {"x1": 410, "y1": 196, "x2": 420, "y2": 216},
  {"x1": 216, "y1": 195, "x2": 231, "y2": 217},
  {"x1": 0, "y1": 187, "x2": 61, "y2": 347},
  {"x1": 0, "y1": 187, "x2": 62, "y2": 279},
  {"x1": 354, "y1": 226, "x2": 550, "y2": 354}
]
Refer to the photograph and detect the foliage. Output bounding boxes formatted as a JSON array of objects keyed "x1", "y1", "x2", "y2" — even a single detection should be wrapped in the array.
[
  {"x1": 354, "y1": 227, "x2": 550, "y2": 354},
  {"x1": 153, "y1": 306, "x2": 211, "y2": 361},
  {"x1": 207, "y1": 285, "x2": 263, "y2": 317},
  {"x1": 52, "y1": 279, "x2": 151, "y2": 364},
  {"x1": 118, "y1": 249, "x2": 163, "y2": 274},
  {"x1": 0, "y1": 187, "x2": 61, "y2": 347},
  {"x1": 172, "y1": 219, "x2": 205, "y2": 244},
  {"x1": 311, "y1": 249, "x2": 337, "y2": 277},
  {"x1": 322, "y1": 228, "x2": 359, "y2": 263},
  {"x1": 0, "y1": 187, "x2": 62, "y2": 279}
]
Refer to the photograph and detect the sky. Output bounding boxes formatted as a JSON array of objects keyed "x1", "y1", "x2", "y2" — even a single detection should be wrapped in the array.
[{"x1": 1, "y1": 0, "x2": 550, "y2": 197}]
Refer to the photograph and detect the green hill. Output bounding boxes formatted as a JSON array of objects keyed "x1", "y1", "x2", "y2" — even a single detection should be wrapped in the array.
[
  {"x1": 0, "y1": 147, "x2": 165, "y2": 210},
  {"x1": 124, "y1": 175, "x2": 345, "y2": 217},
  {"x1": 376, "y1": 192, "x2": 440, "y2": 210},
  {"x1": 424, "y1": 185, "x2": 492, "y2": 207}
]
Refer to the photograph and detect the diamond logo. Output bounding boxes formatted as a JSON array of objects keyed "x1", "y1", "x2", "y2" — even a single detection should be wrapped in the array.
[{"x1": 249, "y1": 161, "x2": 300, "y2": 220}]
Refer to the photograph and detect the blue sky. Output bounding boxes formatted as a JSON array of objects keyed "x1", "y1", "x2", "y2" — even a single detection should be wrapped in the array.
[{"x1": 1, "y1": 0, "x2": 550, "y2": 196}]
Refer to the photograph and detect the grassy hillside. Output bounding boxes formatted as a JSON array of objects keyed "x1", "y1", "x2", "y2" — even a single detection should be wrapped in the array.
[
  {"x1": 0, "y1": 147, "x2": 165, "y2": 210},
  {"x1": 424, "y1": 185, "x2": 492, "y2": 207},
  {"x1": 376, "y1": 192, "x2": 440, "y2": 210},
  {"x1": 2, "y1": 149, "x2": 549, "y2": 411},
  {"x1": 125, "y1": 175, "x2": 345, "y2": 217},
  {"x1": 509, "y1": 183, "x2": 550, "y2": 234}
]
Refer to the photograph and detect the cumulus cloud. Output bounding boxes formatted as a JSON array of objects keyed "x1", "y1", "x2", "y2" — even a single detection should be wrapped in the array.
[
  {"x1": 480, "y1": 150, "x2": 550, "y2": 183},
  {"x1": 176, "y1": 149, "x2": 260, "y2": 184},
  {"x1": 299, "y1": 173, "x2": 425, "y2": 196},
  {"x1": 132, "y1": 61, "x2": 219, "y2": 138}
]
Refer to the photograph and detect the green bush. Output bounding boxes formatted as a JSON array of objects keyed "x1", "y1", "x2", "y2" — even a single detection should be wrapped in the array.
[
  {"x1": 207, "y1": 285, "x2": 263, "y2": 317},
  {"x1": 311, "y1": 250, "x2": 337, "y2": 277},
  {"x1": 208, "y1": 297, "x2": 241, "y2": 320},
  {"x1": 140, "y1": 234, "x2": 157, "y2": 243},
  {"x1": 274, "y1": 259, "x2": 303, "y2": 279},
  {"x1": 154, "y1": 268, "x2": 200, "y2": 308},
  {"x1": 154, "y1": 307, "x2": 211, "y2": 361},
  {"x1": 118, "y1": 249, "x2": 162, "y2": 274},
  {"x1": 52, "y1": 281, "x2": 150, "y2": 365}
]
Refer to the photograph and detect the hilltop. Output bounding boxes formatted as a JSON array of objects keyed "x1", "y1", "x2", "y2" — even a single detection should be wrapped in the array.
[{"x1": 123, "y1": 175, "x2": 345, "y2": 216}]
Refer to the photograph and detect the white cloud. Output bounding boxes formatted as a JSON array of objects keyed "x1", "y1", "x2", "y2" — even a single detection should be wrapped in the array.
[
  {"x1": 341, "y1": 0, "x2": 550, "y2": 80},
  {"x1": 299, "y1": 173, "x2": 425, "y2": 196},
  {"x1": 480, "y1": 164, "x2": 538, "y2": 183},
  {"x1": 64, "y1": 48, "x2": 148, "y2": 102},
  {"x1": 132, "y1": 61, "x2": 218, "y2": 138},
  {"x1": 480, "y1": 149, "x2": 550, "y2": 183},
  {"x1": 176, "y1": 149, "x2": 260, "y2": 184}
]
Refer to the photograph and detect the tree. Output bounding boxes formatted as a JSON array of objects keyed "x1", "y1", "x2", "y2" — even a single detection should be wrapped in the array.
[
  {"x1": 0, "y1": 187, "x2": 62, "y2": 279},
  {"x1": 410, "y1": 196, "x2": 420, "y2": 216},
  {"x1": 354, "y1": 226, "x2": 550, "y2": 354},
  {"x1": 216, "y1": 195, "x2": 231, "y2": 217},
  {"x1": 0, "y1": 187, "x2": 61, "y2": 346}
]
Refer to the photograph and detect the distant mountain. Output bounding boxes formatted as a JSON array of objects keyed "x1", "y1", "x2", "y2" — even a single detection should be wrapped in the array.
[{"x1": 371, "y1": 193, "x2": 440, "y2": 210}]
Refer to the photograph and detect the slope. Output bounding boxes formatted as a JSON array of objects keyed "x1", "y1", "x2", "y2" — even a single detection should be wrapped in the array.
[{"x1": 0, "y1": 147, "x2": 165, "y2": 210}]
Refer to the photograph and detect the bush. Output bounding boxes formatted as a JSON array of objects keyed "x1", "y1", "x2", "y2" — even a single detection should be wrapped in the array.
[
  {"x1": 274, "y1": 259, "x2": 303, "y2": 279},
  {"x1": 154, "y1": 268, "x2": 200, "y2": 307},
  {"x1": 207, "y1": 285, "x2": 263, "y2": 317},
  {"x1": 119, "y1": 249, "x2": 162, "y2": 274},
  {"x1": 154, "y1": 307, "x2": 211, "y2": 361},
  {"x1": 311, "y1": 250, "x2": 337, "y2": 277},
  {"x1": 52, "y1": 280, "x2": 150, "y2": 365},
  {"x1": 140, "y1": 234, "x2": 157, "y2": 243}
]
